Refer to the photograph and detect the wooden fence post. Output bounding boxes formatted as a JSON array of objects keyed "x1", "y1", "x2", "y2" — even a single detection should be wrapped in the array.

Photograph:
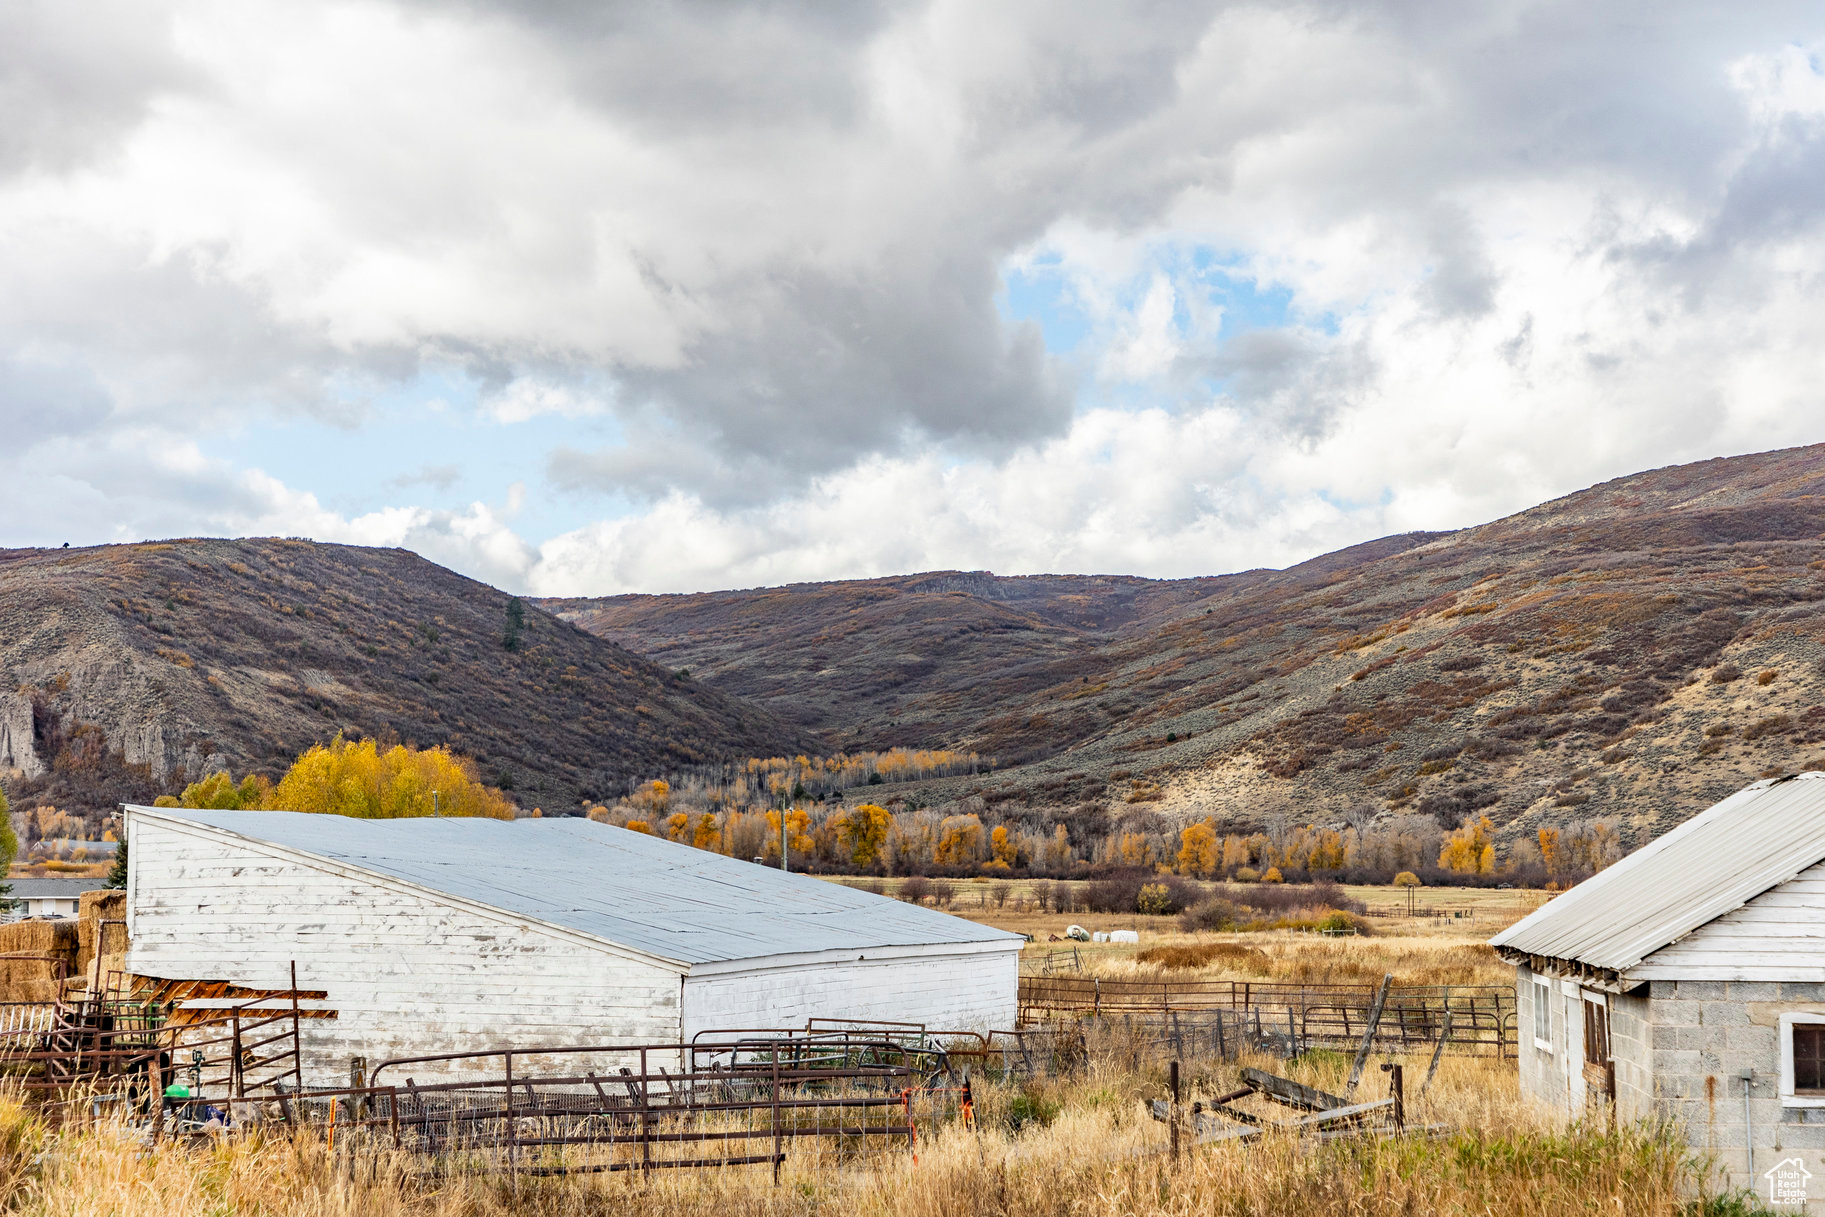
[
  {"x1": 1345, "y1": 974, "x2": 1394, "y2": 1097},
  {"x1": 1169, "y1": 1060, "x2": 1181, "y2": 1161}
]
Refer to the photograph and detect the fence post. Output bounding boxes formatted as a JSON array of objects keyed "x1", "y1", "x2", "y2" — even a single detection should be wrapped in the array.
[
  {"x1": 1345, "y1": 974, "x2": 1394, "y2": 1097},
  {"x1": 505, "y1": 1050, "x2": 517, "y2": 1175},
  {"x1": 771, "y1": 1050, "x2": 784, "y2": 1185},
  {"x1": 1381, "y1": 1062, "x2": 1404, "y2": 1130},
  {"x1": 1169, "y1": 1059, "x2": 1181, "y2": 1161}
]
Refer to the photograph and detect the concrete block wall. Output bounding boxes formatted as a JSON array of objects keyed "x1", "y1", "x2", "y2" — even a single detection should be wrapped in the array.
[
  {"x1": 1650, "y1": 980, "x2": 1825, "y2": 1209},
  {"x1": 1610, "y1": 989, "x2": 1653, "y2": 1122},
  {"x1": 1515, "y1": 966, "x2": 1571, "y2": 1110}
]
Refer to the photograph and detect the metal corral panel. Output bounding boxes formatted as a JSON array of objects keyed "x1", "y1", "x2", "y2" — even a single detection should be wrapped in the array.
[
  {"x1": 1491, "y1": 773, "x2": 1825, "y2": 973},
  {"x1": 126, "y1": 806, "x2": 1021, "y2": 966}
]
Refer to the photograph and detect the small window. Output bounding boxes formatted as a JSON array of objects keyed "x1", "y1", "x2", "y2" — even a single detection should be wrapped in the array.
[
  {"x1": 1533, "y1": 976, "x2": 1552, "y2": 1050},
  {"x1": 1796, "y1": 1026, "x2": 1825, "y2": 1094},
  {"x1": 1779, "y1": 1013, "x2": 1825, "y2": 1106}
]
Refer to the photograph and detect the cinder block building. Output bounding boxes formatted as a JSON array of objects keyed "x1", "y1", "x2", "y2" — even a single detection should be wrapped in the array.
[
  {"x1": 1493, "y1": 773, "x2": 1825, "y2": 1205},
  {"x1": 123, "y1": 804, "x2": 1023, "y2": 1084}
]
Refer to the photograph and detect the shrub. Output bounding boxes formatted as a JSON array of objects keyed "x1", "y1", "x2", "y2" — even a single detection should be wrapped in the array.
[
  {"x1": 1139, "y1": 942, "x2": 1267, "y2": 969},
  {"x1": 1262, "y1": 867, "x2": 1284, "y2": 883},
  {"x1": 928, "y1": 879, "x2": 954, "y2": 907},
  {"x1": 1758, "y1": 669, "x2": 1778, "y2": 686},
  {"x1": 1233, "y1": 867, "x2": 1261, "y2": 883},
  {"x1": 1711, "y1": 663, "x2": 1742, "y2": 684},
  {"x1": 899, "y1": 875, "x2": 932, "y2": 905},
  {"x1": 1136, "y1": 882, "x2": 1177, "y2": 915},
  {"x1": 1001, "y1": 1087, "x2": 1061, "y2": 1134},
  {"x1": 1312, "y1": 910, "x2": 1372, "y2": 935},
  {"x1": 1393, "y1": 871, "x2": 1421, "y2": 888},
  {"x1": 1179, "y1": 898, "x2": 1247, "y2": 932}
]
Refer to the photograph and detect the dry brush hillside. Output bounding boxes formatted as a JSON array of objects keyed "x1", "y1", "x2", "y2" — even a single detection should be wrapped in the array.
[
  {"x1": 0, "y1": 538, "x2": 815, "y2": 815},
  {"x1": 551, "y1": 444, "x2": 1825, "y2": 846}
]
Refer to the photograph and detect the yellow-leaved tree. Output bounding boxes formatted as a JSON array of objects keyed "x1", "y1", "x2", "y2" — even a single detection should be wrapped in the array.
[
  {"x1": 157, "y1": 770, "x2": 272, "y2": 811},
  {"x1": 1439, "y1": 815, "x2": 1497, "y2": 875},
  {"x1": 1177, "y1": 821, "x2": 1218, "y2": 877},
  {"x1": 835, "y1": 804, "x2": 892, "y2": 868},
  {"x1": 265, "y1": 736, "x2": 512, "y2": 819}
]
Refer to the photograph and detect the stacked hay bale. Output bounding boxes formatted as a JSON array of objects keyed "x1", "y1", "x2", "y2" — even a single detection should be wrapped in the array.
[
  {"x1": 76, "y1": 889, "x2": 127, "y2": 993},
  {"x1": 0, "y1": 918, "x2": 80, "y2": 1002}
]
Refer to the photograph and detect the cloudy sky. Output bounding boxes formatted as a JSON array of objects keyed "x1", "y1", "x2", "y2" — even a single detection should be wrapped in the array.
[{"x1": 4, "y1": 2, "x2": 1824, "y2": 595}]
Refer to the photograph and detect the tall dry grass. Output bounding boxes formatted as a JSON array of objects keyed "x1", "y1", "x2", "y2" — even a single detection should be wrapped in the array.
[
  {"x1": 1082, "y1": 932, "x2": 1510, "y2": 988},
  {"x1": 1, "y1": 1045, "x2": 1731, "y2": 1217}
]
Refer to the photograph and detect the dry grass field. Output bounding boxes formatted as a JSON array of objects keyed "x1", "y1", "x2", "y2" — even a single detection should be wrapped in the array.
[
  {"x1": 821, "y1": 875, "x2": 1550, "y2": 987},
  {"x1": 1, "y1": 1037, "x2": 1736, "y2": 1217}
]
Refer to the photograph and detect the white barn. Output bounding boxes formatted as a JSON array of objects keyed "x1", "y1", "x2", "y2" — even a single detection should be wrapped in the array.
[
  {"x1": 1494, "y1": 773, "x2": 1825, "y2": 1203},
  {"x1": 123, "y1": 804, "x2": 1023, "y2": 1083}
]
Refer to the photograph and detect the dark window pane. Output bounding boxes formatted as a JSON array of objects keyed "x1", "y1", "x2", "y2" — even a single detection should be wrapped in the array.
[{"x1": 1794, "y1": 1026, "x2": 1825, "y2": 1093}]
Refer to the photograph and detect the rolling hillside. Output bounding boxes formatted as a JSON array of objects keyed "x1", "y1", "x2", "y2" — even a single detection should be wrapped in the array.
[
  {"x1": 0, "y1": 539, "x2": 815, "y2": 816},
  {"x1": 549, "y1": 444, "x2": 1825, "y2": 844}
]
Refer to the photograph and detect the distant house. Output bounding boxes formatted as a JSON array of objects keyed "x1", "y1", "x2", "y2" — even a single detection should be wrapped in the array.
[
  {"x1": 123, "y1": 804, "x2": 1023, "y2": 1085},
  {"x1": 4, "y1": 877, "x2": 106, "y2": 920},
  {"x1": 1493, "y1": 773, "x2": 1825, "y2": 1197}
]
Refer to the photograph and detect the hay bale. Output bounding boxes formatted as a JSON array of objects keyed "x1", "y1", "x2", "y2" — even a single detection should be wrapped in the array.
[
  {"x1": 77, "y1": 887, "x2": 126, "y2": 976},
  {"x1": 0, "y1": 918, "x2": 78, "y2": 955},
  {"x1": 0, "y1": 919, "x2": 79, "y2": 1001}
]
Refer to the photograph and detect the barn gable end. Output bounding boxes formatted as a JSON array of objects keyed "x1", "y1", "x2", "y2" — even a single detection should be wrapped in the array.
[{"x1": 128, "y1": 810, "x2": 686, "y2": 1079}]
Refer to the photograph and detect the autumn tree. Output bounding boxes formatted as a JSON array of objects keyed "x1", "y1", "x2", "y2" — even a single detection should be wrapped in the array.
[
  {"x1": 158, "y1": 770, "x2": 272, "y2": 811},
  {"x1": 692, "y1": 812, "x2": 722, "y2": 852},
  {"x1": 764, "y1": 808, "x2": 813, "y2": 861},
  {"x1": 1537, "y1": 827, "x2": 1563, "y2": 878},
  {"x1": 836, "y1": 804, "x2": 892, "y2": 869},
  {"x1": 624, "y1": 820, "x2": 655, "y2": 835},
  {"x1": 989, "y1": 824, "x2": 1019, "y2": 869},
  {"x1": 1177, "y1": 821, "x2": 1218, "y2": 877},
  {"x1": 264, "y1": 736, "x2": 513, "y2": 819},
  {"x1": 665, "y1": 812, "x2": 691, "y2": 842},
  {"x1": 934, "y1": 814, "x2": 985, "y2": 866},
  {"x1": 1439, "y1": 814, "x2": 1497, "y2": 875}
]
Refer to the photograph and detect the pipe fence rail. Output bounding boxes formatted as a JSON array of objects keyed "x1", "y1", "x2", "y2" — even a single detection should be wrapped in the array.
[{"x1": 1018, "y1": 977, "x2": 1515, "y2": 1056}]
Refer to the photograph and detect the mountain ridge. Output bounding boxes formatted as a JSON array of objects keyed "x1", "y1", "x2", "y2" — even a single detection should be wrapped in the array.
[
  {"x1": 547, "y1": 443, "x2": 1825, "y2": 845},
  {"x1": 0, "y1": 537, "x2": 816, "y2": 820}
]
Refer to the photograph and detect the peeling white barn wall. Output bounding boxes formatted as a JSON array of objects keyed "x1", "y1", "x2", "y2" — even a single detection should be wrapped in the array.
[
  {"x1": 126, "y1": 810, "x2": 686, "y2": 1084},
  {"x1": 681, "y1": 942, "x2": 1020, "y2": 1039}
]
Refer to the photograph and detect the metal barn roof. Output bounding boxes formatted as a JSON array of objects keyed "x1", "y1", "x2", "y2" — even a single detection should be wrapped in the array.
[
  {"x1": 1491, "y1": 773, "x2": 1825, "y2": 974},
  {"x1": 127, "y1": 805, "x2": 1021, "y2": 967}
]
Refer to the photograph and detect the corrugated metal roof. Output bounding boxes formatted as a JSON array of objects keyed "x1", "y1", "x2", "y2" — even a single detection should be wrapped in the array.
[
  {"x1": 127, "y1": 806, "x2": 1021, "y2": 966},
  {"x1": 1490, "y1": 773, "x2": 1825, "y2": 973}
]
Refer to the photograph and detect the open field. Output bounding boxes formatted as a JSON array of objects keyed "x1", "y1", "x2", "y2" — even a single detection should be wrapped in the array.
[
  {"x1": 0, "y1": 1036, "x2": 1732, "y2": 1217},
  {"x1": 820, "y1": 876, "x2": 1550, "y2": 982}
]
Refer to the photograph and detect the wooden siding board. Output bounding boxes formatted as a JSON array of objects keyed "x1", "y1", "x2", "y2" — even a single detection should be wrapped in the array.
[
  {"x1": 682, "y1": 947, "x2": 1020, "y2": 1037},
  {"x1": 1632, "y1": 857, "x2": 1825, "y2": 981},
  {"x1": 127, "y1": 814, "x2": 685, "y2": 1084}
]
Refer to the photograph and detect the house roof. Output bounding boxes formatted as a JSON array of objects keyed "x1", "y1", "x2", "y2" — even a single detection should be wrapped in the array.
[
  {"x1": 6, "y1": 877, "x2": 105, "y2": 900},
  {"x1": 126, "y1": 805, "x2": 1022, "y2": 966},
  {"x1": 1491, "y1": 772, "x2": 1825, "y2": 974}
]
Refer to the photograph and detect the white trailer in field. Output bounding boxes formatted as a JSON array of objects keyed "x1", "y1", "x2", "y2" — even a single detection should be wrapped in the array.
[{"x1": 122, "y1": 804, "x2": 1022, "y2": 1084}]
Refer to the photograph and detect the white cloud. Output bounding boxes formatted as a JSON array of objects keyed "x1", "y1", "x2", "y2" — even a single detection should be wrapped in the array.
[{"x1": 5, "y1": 3, "x2": 1825, "y2": 595}]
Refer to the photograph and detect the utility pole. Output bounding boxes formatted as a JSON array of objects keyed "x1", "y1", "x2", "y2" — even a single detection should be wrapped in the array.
[
  {"x1": 780, "y1": 804, "x2": 789, "y2": 873},
  {"x1": 433, "y1": 790, "x2": 440, "y2": 817}
]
